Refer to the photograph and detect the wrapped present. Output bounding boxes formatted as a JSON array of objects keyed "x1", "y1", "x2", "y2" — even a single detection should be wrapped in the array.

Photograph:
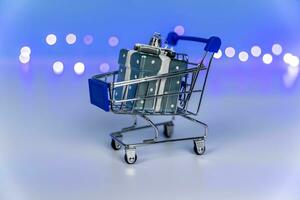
[
  {"x1": 114, "y1": 49, "x2": 139, "y2": 110},
  {"x1": 132, "y1": 51, "x2": 162, "y2": 111},
  {"x1": 115, "y1": 42, "x2": 188, "y2": 113},
  {"x1": 157, "y1": 59, "x2": 187, "y2": 113},
  {"x1": 132, "y1": 49, "x2": 187, "y2": 113}
]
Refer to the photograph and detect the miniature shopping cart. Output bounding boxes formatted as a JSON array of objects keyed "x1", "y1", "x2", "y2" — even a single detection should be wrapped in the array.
[{"x1": 89, "y1": 32, "x2": 221, "y2": 164}]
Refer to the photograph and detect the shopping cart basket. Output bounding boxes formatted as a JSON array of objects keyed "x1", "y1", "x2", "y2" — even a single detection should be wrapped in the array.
[{"x1": 89, "y1": 32, "x2": 221, "y2": 164}]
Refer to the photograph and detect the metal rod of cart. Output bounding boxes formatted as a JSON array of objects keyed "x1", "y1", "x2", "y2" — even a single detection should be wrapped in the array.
[{"x1": 89, "y1": 32, "x2": 221, "y2": 164}]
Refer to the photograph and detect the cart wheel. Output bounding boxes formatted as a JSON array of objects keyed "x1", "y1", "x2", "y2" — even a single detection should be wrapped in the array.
[
  {"x1": 163, "y1": 122, "x2": 174, "y2": 138},
  {"x1": 111, "y1": 139, "x2": 122, "y2": 151},
  {"x1": 193, "y1": 139, "x2": 206, "y2": 155},
  {"x1": 124, "y1": 148, "x2": 137, "y2": 164}
]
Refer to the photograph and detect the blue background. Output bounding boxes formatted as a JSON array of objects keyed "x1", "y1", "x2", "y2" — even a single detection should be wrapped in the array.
[
  {"x1": 1, "y1": 0, "x2": 299, "y2": 94},
  {"x1": 0, "y1": 1, "x2": 300, "y2": 200}
]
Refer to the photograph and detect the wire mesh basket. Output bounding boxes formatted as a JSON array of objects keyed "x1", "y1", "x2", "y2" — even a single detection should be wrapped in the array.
[{"x1": 89, "y1": 32, "x2": 221, "y2": 164}]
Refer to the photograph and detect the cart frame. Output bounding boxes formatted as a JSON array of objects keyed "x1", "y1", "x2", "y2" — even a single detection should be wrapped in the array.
[{"x1": 89, "y1": 32, "x2": 221, "y2": 164}]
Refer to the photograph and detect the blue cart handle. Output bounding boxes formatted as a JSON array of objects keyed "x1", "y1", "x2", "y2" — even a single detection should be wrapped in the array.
[{"x1": 166, "y1": 32, "x2": 221, "y2": 53}]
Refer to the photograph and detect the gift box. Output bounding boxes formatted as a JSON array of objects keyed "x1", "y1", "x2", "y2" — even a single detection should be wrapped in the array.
[
  {"x1": 156, "y1": 59, "x2": 187, "y2": 113},
  {"x1": 114, "y1": 49, "x2": 139, "y2": 110},
  {"x1": 115, "y1": 47, "x2": 188, "y2": 113},
  {"x1": 132, "y1": 52, "x2": 163, "y2": 112},
  {"x1": 132, "y1": 50, "x2": 187, "y2": 113}
]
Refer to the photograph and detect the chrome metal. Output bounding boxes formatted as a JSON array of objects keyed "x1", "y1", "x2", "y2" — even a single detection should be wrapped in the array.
[
  {"x1": 114, "y1": 140, "x2": 122, "y2": 149},
  {"x1": 149, "y1": 32, "x2": 162, "y2": 47},
  {"x1": 125, "y1": 147, "x2": 136, "y2": 158},
  {"x1": 194, "y1": 138, "x2": 205, "y2": 154},
  {"x1": 181, "y1": 114, "x2": 208, "y2": 137},
  {"x1": 112, "y1": 89, "x2": 202, "y2": 104},
  {"x1": 121, "y1": 116, "x2": 137, "y2": 131},
  {"x1": 125, "y1": 147, "x2": 137, "y2": 164},
  {"x1": 140, "y1": 115, "x2": 159, "y2": 142},
  {"x1": 92, "y1": 48, "x2": 216, "y2": 162},
  {"x1": 111, "y1": 67, "x2": 205, "y2": 88},
  {"x1": 109, "y1": 114, "x2": 207, "y2": 150}
]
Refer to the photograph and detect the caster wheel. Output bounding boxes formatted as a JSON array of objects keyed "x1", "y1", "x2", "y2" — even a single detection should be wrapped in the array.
[
  {"x1": 111, "y1": 139, "x2": 122, "y2": 151},
  {"x1": 124, "y1": 153, "x2": 137, "y2": 164},
  {"x1": 124, "y1": 147, "x2": 137, "y2": 164},
  {"x1": 194, "y1": 145, "x2": 206, "y2": 155},
  {"x1": 193, "y1": 139, "x2": 206, "y2": 155},
  {"x1": 163, "y1": 122, "x2": 174, "y2": 138}
]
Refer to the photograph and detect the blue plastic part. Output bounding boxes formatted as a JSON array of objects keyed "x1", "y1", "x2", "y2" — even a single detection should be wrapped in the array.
[
  {"x1": 166, "y1": 32, "x2": 180, "y2": 46},
  {"x1": 88, "y1": 78, "x2": 110, "y2": 112},
  {"x1": 205, "y1": 37, "x2": 222, "y2": 53},
  {"x1": 166, "y1": 32, "x2": 221, "y2": 53}
]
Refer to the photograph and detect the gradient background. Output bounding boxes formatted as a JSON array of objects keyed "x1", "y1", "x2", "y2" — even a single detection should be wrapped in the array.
[{"x1": 0, "y1": 0, "x2": 300, "y2": 200}]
